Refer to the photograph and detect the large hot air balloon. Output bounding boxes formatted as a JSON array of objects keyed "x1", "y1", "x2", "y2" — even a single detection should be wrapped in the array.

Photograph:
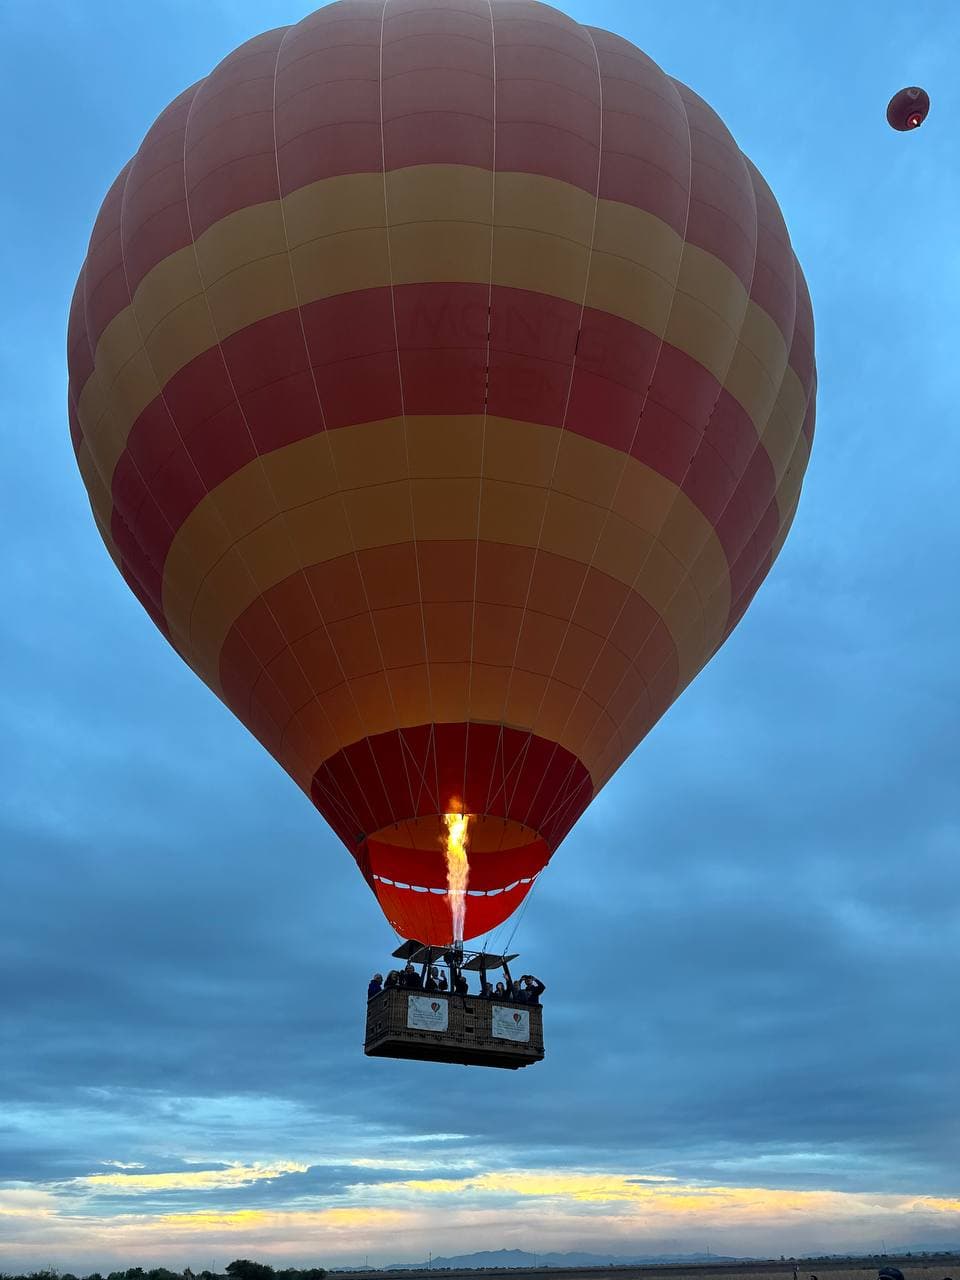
[{"x1": 67, "y1": 0, "x2": 816, "y2": 949}]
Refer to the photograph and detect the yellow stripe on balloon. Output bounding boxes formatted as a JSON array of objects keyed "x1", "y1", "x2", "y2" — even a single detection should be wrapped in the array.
[{"x1": 162, "y1": 416, "x2": 730, "y2": 693}]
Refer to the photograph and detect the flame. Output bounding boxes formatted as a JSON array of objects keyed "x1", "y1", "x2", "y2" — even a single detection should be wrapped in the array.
[{"x1": 443, "y1": 809, "x2": 471, "y2": 942}]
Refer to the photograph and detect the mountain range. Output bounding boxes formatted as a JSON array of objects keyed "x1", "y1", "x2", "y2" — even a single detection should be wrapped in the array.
[{"x1": 384, "y1": 1251, "x2": 741, "y2": 1271}]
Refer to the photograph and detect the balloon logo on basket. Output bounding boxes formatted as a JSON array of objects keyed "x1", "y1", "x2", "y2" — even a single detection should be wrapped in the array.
[
  {"x1": 431, "y1": 1002, "x2": 440, "y2": 1013},
  {"x1": 513, "y1": 1012, "x2": 522, "y2": 1023}
]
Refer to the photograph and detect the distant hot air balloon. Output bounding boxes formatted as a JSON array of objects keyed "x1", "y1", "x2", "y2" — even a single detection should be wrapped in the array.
[
  {"x1": 67, "y1": 0, "x2": 816, "y2": 949},
  {"x1": 887, "y1": 86, "x2": 930, "y2": 131}
]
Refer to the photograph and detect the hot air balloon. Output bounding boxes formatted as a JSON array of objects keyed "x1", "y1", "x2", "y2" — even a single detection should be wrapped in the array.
[
  {"x1": 887, "y1": 86, "x2": 930, "y2": 131},
  {"x1": 67, "y1": 0, "x2": 816, "y2": 967}
]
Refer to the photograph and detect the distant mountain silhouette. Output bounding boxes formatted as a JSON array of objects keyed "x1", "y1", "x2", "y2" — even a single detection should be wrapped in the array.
[{"x1": 383, "y1": 1250, "x2": 741, "y2": 1271}]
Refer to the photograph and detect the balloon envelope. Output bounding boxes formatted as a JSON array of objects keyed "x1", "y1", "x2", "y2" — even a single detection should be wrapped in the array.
[{"x1": 67, "y1": 0, "x2": 816, "y2": 944}]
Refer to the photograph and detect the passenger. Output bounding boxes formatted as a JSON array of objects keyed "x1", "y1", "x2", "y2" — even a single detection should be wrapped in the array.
[
  {"x1": 453, "y1": 972, "x2": 469, "y2": 995},
  {"x1": 367, "y1": 972, "x2": 383, "y2": 998},
  {"x1": 401, "y1": 961, "x2": 419, "y2": 988},
  {"x1": 520, "y1": 975, "x2": 545, "y2": 1004},
  {"x1": 480, "y1": 979, "x2": 493, "y2": 998},
  {"x1": 494, "y1": 980, "x2": 507, "y2": 998},
  {"x1": 423, "y1": 966, "x2": 440, "y2": 992},
  {"x1": 437, "y1": 970, "x2": 449, "y2": 992},
  {"x1": 384, "y1": 970, "x2": 400, "y2": 989}
]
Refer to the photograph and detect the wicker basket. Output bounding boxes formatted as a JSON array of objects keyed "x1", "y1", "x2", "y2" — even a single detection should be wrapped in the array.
[{"x1": 364, "y1": 987, "x2": 544, "y2": 1069}]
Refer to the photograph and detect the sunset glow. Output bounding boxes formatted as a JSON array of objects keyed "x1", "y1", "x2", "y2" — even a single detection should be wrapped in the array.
[{"x1": 1, "y1": 1162, "x2": 958, "y2": 1268}]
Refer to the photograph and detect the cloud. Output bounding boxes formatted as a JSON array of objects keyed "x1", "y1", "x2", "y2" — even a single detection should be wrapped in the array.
[
  {"x1": 73, "y1": 1162, "x2": 310, "y2": 1194},
  {"x1": 0, "y1": 1168, "x2": 957, "y2": 1270},
  {"x1": 378, "y1": 1170, "x2": 960, "y2": 1225},
  {"x1": 0, "y1": 1188, "x2": 59, "y2": 1219}
]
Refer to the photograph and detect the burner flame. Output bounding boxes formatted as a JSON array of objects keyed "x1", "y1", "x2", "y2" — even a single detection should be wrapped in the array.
[{"x1": 443, "y1": 809, "x2": 471, "y2": 942}]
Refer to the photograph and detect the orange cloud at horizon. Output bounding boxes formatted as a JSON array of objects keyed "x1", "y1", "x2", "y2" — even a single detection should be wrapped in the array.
[
  {"x1": 1, "y1": 1166, "x2": 958, "y2": 1272},
  {"x1": 386, "y1": 1170, "x2": 960, "y2": 1220}
]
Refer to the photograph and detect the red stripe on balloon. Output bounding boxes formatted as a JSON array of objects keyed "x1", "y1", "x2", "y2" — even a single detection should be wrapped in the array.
[
  {"x1": 184, "y1": 31, "x2": 288, "y2": 239},
  {"x1": 311, "y1": 722, "x2": 592, "y2": 853},
  {"x1": 276, "y1": 1, "x2": 385, "y2": 196},
  {"x1": 109, "y1": 283, "x2": 783, "y2": 612},
  {"x1": 120, "y1": 84, "x2": 202, "y2": 290},
  {"x1": 672, "y1": 83, "x2": 758, "y2": 293},
  {"x1": 742, "y1": 157, "x2": 799, "y2": 344},
  {"x1": 82, "y1": 164, "x2": 133, "y2": 351}
]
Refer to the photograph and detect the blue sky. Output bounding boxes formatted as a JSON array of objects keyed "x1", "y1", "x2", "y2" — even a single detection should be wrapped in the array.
[{"x1": 1, "y1": 0, "x2": 959, "y2": 1270}]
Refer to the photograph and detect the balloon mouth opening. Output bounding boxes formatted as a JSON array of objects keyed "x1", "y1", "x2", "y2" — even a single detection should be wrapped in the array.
[
  {"x1": 359, "y1": 814, "x2": 551, "y2": 944},
  {"x1": 363, "y1": 813, "x2": 545, "y2": 886}
]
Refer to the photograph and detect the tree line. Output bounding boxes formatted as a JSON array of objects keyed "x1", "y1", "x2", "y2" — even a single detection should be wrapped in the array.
[{"x1": 1, "y1": 1260, "x2": 327, "y2": 1280}]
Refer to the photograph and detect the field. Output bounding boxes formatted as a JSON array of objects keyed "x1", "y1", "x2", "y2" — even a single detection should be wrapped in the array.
[
  {"x1": 615, "y1": 1269, "x2": 959, "y2": 1280},
  {"x1": 364, "y1": 1261, "x2": 960, "y2": 1280}
]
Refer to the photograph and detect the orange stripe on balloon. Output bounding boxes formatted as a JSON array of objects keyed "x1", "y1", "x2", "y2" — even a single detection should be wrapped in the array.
[{"x1": 216, "y1": 542, "x2": 681, "y2": 787}]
